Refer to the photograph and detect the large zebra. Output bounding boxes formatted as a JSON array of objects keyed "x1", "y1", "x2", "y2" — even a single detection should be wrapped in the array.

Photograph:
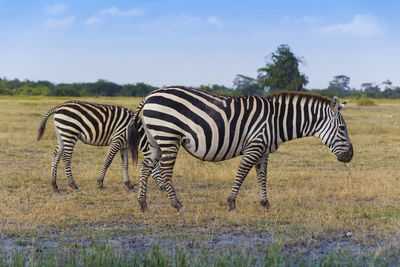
[
  {"x1": 129, "y1": 86, "x2": 353, "y2": 212},
  {"x1": 37, "y1": 100, "x2": 162, "y2": 192}
]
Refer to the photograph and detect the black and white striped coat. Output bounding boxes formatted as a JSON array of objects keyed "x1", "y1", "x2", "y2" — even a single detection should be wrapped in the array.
[
  {"x1": 37, "y1": 100, "x2": 162, "y2": 192},
  {"x1": 129, "y1": 86, "x2": 353, "y2": 212}
]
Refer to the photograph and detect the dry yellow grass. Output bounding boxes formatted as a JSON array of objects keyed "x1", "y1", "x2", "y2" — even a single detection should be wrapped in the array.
[{"x1": 0, "y1": 96, "x2": 399, "y2": 243}]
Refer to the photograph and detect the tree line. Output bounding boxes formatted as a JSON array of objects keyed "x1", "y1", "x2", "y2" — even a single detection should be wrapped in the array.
[
  {"x1": 1, "y1": 45, "x2": 399, "y2": 98},
  {"x1": 0, "y1": 79, "x2": 157, "y2": 97}
]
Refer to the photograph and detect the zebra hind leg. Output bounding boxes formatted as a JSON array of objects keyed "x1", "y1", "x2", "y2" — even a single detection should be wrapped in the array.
[
  {"x1": 61, "y1": 140, "x2": 79, "y2": 190},
  {"x1": 151, "y1": 162, "x2": 165, "y2": 191},
  {"x1": 159, "y1": 147, "x2": 183, "y2": 211},
  {"x1": 137, "y1": 157, "x2": 158, "y2": 212},
  {"x1": 97, "y1": 142, "x2": 121, "y2": 189},
  {"x1": 50, "y1": 144, "x2": 63, "y2": 192},
  {"x1": 142, "y1": 150, "x2": 164, "y2": 190},
  {"x1": 255, "y1": 155, "x2": 270, "y2": 210}
]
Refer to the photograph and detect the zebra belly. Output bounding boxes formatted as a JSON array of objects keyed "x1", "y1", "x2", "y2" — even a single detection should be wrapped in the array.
[
  {"x1": 181, "y1": 134, "x2": 241, "y2": 162},
  {"x1": 78, "y1": 135, "x2": 111, "y2": 146}
]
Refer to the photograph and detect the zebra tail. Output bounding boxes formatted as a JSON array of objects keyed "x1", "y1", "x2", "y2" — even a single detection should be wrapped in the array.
[
  {"x1": 127, "y1": 119, "x2": 139, "y2": 165},
  {"x1": 128, "y1": 93, "x2": 154, "y2": 165},
  {"x1": 37, "y1": 106, "x2": 59, "y2": 141}
]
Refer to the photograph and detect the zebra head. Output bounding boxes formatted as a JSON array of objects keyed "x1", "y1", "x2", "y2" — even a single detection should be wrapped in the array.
[{"x1": 316, "y1": 96, "x2": 353, "y2": 163}]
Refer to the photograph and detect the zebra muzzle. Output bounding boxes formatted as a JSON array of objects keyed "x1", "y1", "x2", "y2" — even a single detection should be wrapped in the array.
[{"x1": 336, "y1": 143, "x2": 353, "y2": 163}]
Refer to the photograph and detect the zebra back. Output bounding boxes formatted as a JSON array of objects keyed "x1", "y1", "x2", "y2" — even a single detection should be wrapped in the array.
[{"x1": 38, "y1": 101, "x2": 134, "y2": 146}]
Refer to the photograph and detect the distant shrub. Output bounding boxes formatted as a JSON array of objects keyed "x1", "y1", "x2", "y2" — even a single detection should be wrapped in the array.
[{"x1": 357, "y1": 97, "x2": 376, "y2": 106}]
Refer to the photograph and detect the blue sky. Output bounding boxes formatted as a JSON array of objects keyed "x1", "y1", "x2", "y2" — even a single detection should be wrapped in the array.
[{"x1": 1, "y1": 0, "x2": 399, "y2": 89}]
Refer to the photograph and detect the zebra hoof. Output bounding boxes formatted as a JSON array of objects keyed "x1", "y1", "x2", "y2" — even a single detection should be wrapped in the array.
[
  {"x1": 140, "y1": 204, "x2": 148, "y2": 212},
  {"x1": 138, "y1": 199, "x2": 148, "y2": 212},
  {"x1": 97, "y1": 180, "x2": 104, "y2": 189},
  {"x1": 98, "y1": 185, "x2": 105, "y2": 190},
  {"x1": 125, "y1": 181, "x2": 134, "y2": 191},
  {"x1": 69, "y1": 182, "x2": 79, "y2": 191},
  {"x1": 227, "y1": 198, "x2": 236, "y2": 211},
  {"x1": 51, "y1": 182, "x2": 60, "y2": 193},
  {"x1": 260, "y1": 200, "x2": 270, "y2": 209},
  {"x1": 172, "y1": 200, "x2": 183, "y2": 212}
]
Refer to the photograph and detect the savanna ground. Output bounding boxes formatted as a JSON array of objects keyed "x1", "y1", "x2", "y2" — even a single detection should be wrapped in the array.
[{"x1": 0, "y1": 96, "x2": 399, "y2": 265}]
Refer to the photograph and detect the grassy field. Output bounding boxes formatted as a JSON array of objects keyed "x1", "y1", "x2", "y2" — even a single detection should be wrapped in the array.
[{"x1": 0, "y1": 96, "x2": 399, "y2": 265}]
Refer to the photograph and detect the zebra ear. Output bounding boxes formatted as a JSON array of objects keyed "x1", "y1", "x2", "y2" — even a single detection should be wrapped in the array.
[
  {"x1": 330, "y1": 96, "x2": 340, "y2": 111},
  {"x1": 338, "y1": 100, "x2": 347, "y2": 110}
]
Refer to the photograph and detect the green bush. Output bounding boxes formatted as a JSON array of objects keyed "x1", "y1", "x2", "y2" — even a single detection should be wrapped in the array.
[{"x1": 357, "y1": 97, "x2": 376, "y2": 106}]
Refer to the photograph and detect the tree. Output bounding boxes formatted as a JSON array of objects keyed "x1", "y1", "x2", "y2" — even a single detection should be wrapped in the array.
[
  {"x1": 233, "y1": 74, "x2": 256, "y2": 90},
  {"x1": 382, "y1": 79, "x2": 393, "y2": 90},
  {"x1": 326, "y1": 75, "x2": 352, "y2": 97},
  {"x1": 361, "y1": 82, "x2": 380, "y2": 98},
  {"x1": 233, "y1": 74, "x2": 264, "y2": 96},
  {"x1": 85, "y1": 80, "x2": 122, "y2": 96},
  {"x1": 257, "y1": 44, "x2": 308, "y2": 91},
  {"x1": 329, "y1": 75, "x2": 351, "y2": 91},
  {"x1": 198, "y1": 84, "x2": 237, "y2": 96}
]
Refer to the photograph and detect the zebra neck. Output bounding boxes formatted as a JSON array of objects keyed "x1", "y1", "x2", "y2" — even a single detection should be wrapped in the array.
[{"x1": 272, "y1": 94, "x2": 327, "y2": 146}]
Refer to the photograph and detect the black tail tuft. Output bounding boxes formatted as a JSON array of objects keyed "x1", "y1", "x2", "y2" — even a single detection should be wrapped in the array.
[
  {"x1": 37, "y1": 117, "x2": 48, "y2": 141},
  {"x1": 127, "y1": 119, "x2": 140, "y2": 165}
]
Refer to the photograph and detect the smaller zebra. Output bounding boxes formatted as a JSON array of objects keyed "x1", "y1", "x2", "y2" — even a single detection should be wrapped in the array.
[{"x1": 37, "y1": 100, "x2": 162, "y2": 192}]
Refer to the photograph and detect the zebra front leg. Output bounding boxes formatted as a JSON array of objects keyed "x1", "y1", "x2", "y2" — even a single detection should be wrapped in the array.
[
  {"x1": 61, "y1": 141, "x2": 79, "y2": 190},
  {"x1": 120, "y1": 148, "x2": 134, "y2": 190},
  {"x1": 159, "y1": 147, "x2": 183, "y2": 211},
  {"x1": 227, "y1": 148, "x2": 263, "y2": 211},
  {"x1": 97, "y1": 143, "x2": 120, "y2": 189},
  {"x1": 255, "y1": 155, "x2": 270, "y2": 209},
  {"x1": 50, "y1": 145, "x2": 63, "y2": 192}
]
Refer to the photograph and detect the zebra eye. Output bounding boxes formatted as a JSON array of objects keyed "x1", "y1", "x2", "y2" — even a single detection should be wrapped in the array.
[{"x1": 338, "y1": 125, "x2": 346, "y2": 131}]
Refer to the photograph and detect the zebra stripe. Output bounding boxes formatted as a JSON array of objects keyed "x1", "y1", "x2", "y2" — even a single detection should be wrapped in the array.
[
  {"x1": 37, "y1": 100, "x2": 162, "y2": 192},
  {"x1": 129, "y1": 86, "x2": 353, "y2": 211}
]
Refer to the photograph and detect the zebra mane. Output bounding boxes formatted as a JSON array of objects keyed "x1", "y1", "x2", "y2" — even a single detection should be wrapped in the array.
[
  {"x1": 268, "y1": 91, "x2": 332, "y2": 105},
  {"x1": 164, "y1": 86, "x2": 232, "y2": 100},
  {"x1": 163, "y1": 86, "x2": 333, "y2": 105},
  {"x1": 63, "y1": 100, "x2": 135, "y2": 114}
]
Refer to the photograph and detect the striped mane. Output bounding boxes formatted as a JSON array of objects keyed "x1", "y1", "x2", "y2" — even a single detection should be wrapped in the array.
[
  {"x1": 65, "y1": 100, "x2": 135, "y2": 113},
  {"x1": 267, "y1": 91, "x2": 332, "y2": 105},
  {"x1": 165, "y1": 86, "x2": 332, "y2": 104}
]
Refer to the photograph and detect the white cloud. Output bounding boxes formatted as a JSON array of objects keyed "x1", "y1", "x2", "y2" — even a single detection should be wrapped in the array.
[
  {"x1": 207, "y1": 15, "x2": 223, "y2": 27},
  {"x1": 85, "y1": 16, "x2": 101, "y2": 26},
  {"x1": 319, "y1": 14, "x2": 384, "y2": 37},
  {"x1": 280, "y1": 15, "x2": 321, "y2": 25},
  {"x1": 99, "y1": 7, "x2": 143, "y2": 17},
  {"x1": 301, "y1": 15, "x2": 321, "y2": 24},
  {"x1": 122, "y1": 9, "x2": 144, "y2": 17},
  {"x1": 98, "y1": 7, "x2": 120, "y2": 16},
  {"x1": 45, "y1": 3, "x2": 68, "y2": 16},
  {"x1": 85, "y1": 6, "x2": 144, "y2": 26},
  {"x1": 138, "y1": 14, "x2": 224, "y2": 36},
  {"x1": 44, "y1": 16, "x2": 75, "y2": 29}
]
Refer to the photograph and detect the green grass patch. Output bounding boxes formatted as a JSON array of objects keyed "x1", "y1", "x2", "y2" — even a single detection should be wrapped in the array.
[
  {"x1": 18, "y1": 102, "x2": 43, "y2": 106},
  {"x1": 357, "y1": 206, "x2": 400, "y2": 221},
  {"x1": 0, "y1": 242, "x2": 397, "y2": 266}
]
